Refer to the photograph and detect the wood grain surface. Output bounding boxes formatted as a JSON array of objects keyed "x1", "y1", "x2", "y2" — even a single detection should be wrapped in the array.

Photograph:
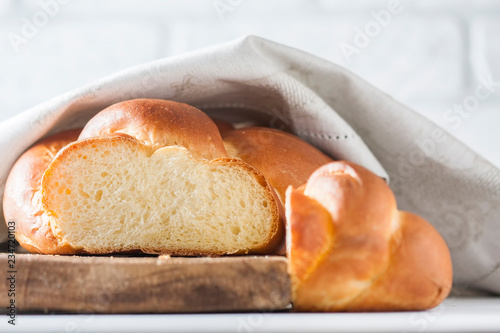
[{"x1": 0, "y1": 254, "x2": 291, "y2": 313}]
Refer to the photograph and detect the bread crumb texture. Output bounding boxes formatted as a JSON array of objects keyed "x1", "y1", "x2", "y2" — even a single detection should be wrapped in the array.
[{"x1": 41, "y1": 135, "x2": 277, "y2": 255}]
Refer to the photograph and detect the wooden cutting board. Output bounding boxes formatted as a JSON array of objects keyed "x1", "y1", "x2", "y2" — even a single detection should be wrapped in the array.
[{"x1": 0, "y1": 254, "x2": 291, "y2": 313}]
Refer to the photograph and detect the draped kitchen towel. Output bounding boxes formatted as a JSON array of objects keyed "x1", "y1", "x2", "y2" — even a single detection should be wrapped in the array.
[{"x1": 0, "y1": 36, "x2": 498, "y2": 294}]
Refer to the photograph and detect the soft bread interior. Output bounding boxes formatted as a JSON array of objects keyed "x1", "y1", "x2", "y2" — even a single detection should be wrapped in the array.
[{"x1": 41, "y1": 135, "x2": 279, "y2": 255}]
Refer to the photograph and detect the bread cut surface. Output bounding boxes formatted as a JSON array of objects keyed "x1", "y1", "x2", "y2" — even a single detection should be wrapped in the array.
[{"x1": 41, "y1": 134, "x2": 282, "y2": 255}]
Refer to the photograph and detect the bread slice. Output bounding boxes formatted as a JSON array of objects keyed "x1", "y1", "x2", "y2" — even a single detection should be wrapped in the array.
[{"x1": 41, "y1": 134, "x2": 282, "y2": 255}]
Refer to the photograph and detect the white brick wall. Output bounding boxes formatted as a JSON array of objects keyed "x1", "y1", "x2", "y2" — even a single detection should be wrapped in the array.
[
  {"x1": 471, "y1": 18, "x2": 500, "y2": 97},
  {"x1": 1, "y1": 0, "x2": 499, "y2": 166}
]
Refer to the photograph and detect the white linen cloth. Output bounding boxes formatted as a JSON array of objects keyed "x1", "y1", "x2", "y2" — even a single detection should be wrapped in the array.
[{"x1": 0, "y1": 36, "x2": 498, "y2": 294}]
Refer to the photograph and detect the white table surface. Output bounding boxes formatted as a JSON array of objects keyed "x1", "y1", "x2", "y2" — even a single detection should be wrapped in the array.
[{"x1": 2, "y1": 297, "x2": 499, "y2": 333}]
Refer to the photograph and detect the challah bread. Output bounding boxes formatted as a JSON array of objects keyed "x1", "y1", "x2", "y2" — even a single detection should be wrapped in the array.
[
  {"x1": 3, "y1": 129, "x2": 82, "y2": 254},
  {"x1": 223, "y1": 127, "x2": 333, "y2": 202},
  {"x1": 286, "y1": 161, "x2": 452, "y2": 311},
  {"x1": 4, "y1": 99, "x2": 284, "y2": 255}
]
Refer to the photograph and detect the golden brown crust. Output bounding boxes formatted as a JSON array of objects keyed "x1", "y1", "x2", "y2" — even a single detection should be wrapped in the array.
[
  {"x1": 79, "y1": 99, "x2": 227, "y2": 160},
  {"x1": 287, "y1": 161, "x2": 453, "y2": 311},
  {"x1": 345, "y1": 211, "x2": 453, "y2": 311},
  {"x1": 223, "y1": 127, "x2": 333, "y2": 202},
  {"x1": 3, "y1": 129, "x2": 82, "y2": 254},
  {"x1": 285, "y1": 188, "x2": 334, "y2": 284}
]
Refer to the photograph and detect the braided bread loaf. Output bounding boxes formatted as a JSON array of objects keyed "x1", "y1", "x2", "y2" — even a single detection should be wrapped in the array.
[
  {"x1": 4, "y1": 99, "x2": 284, "y2": 255},
  {"x1": 286, "y1": 161, "x2": 453, "y2": 311}
]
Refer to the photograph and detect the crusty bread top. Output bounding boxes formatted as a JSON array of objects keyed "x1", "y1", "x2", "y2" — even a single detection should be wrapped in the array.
[
  {"x1": 79, "y1": 99, "x2": 227, "y2": 160},
  {"x1": 223, "y1": 127, "x2": 333, "y2": 202},
  {"x1": 287, "y1": 161, "x2": 453, "y2": 311}
]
